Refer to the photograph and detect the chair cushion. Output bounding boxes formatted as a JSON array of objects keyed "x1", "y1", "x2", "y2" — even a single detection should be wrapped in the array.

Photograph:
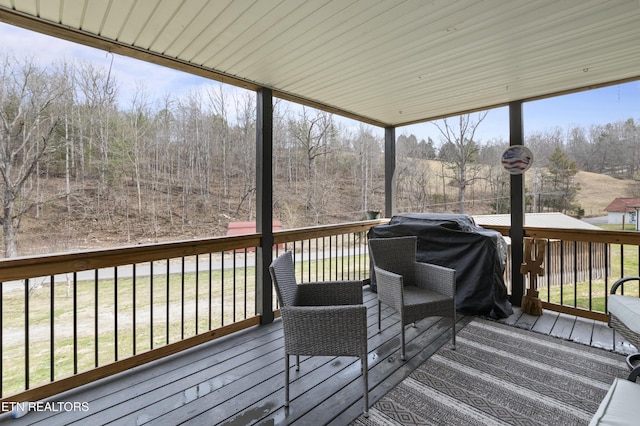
[
  {"x1": 403, "y1": 286, "x2": 450, "y2": 306},
  {"x1": 590, "y1": 378, "x2": 640, "y2": 425},
  {"x1": 609, "y1": 295, "x2": 640, "y2": 334}
]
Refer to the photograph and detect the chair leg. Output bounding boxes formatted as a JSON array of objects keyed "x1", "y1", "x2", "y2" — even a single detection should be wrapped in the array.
[
  {"x1": 284, "y1": 354, "x2": 290, "y2": 407},
  {"x1": 377, "y1": 300, "x2": 382, "y2": 332},
  {"x1": 629, "y1": 364, "x2": 640, "y2": 382},
  {"x1": 296, "y1": 355, "x2": 300, "y2": 371},
  {"x1": 362, "y1": 356, "x2": 369, "y2": 417},
  {"x1": 400, "y1": 326, "x2": 406, "y2": 361},
  {"x1": 452, "y1": 308, "x2": 457, "y2": 350}
]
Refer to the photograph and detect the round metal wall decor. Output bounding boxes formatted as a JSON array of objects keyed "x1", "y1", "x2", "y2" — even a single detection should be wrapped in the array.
[{"x1": 501, "y1": 145, "x2": 533, "y2": 174}]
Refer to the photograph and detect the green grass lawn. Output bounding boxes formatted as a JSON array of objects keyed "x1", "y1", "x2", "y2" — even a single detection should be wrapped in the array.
[
  {"x1": 538, "y1": 277, "x2": 640, "y2": 313},
  {"x1": 537, "y1": 237, "x2": 640, "y2": 312},
  {"x1": 1, "y1": 254, "x2": 369, "y2": 396}
]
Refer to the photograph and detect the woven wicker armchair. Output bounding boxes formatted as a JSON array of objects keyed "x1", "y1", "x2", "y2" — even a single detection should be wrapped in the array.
[
  {"x1": 368, "y1": 236, "x2": 456, "y2": 360},
  {"x1": 609, "y1": 276, "x2": 640, "y2": 378},
  {"x1": 269, "y1": 251, "x2": 369, "y2": 416}
]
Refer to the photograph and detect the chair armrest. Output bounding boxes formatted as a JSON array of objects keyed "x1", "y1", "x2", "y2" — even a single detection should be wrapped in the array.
[
  {"x1": 415, "y1": 262, "x2": 456, "y2": 297},
  {"x1": 373, "y1": 266, "x2": 404, "y2": 312},
  {"x1": 610, "y1": 276, "x2": 640, "y2": 295},
  {"x1": 280, "y1": 305, "x2": 368, "y2": 356},
  {"x1": 297, "y1": 281, "x2": 363, "y2": 305}
]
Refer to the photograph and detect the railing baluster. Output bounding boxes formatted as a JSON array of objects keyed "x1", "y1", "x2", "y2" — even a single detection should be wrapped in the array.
[
  {"x1": 545, "y1": 239, "x2": 551, "y2": 302},
  {"x1": 341, "y1": 234, "x2": 345, "y2": 280},
  {"x1": 244, "y1": 249, "x2": 248, "y2": 319},
  {"x1": 94, "y1": 270, "x2": 99, "y2": 367},
  {"x1": 322, "y1": 237, "x2": 326, "y2": 281},
  {"x1": 329, "y1": 236, "x2": 333, "y2": 280},
  {"x1": 50, "y1": 275, "x2": 54, "y2": 382},
  {"x1": 221, "y1": 252, "x2": 225, "y2": 326},
  {"x1": 358, "y1": 232, "x2": 362, "y2": 280},
  {"x1": 315, "y1": 237, "x2": 319, "y2": 280},
  {"x1": 181, "y1": 257, "x2": 185, "y2": 341},
  {"x1": 74, "y1": 271, "x2": 78, "y2": 373},
  {"x1": 233, "y1": 250, "x2": 237, "y2": 322},
  {"x1": 588, "y1": 242, "x2": 593, "y2": 311},
  {"x1": 308, "y1": 239, "x2": 312, "y2": 281},
  {"x1": 560, "y1": 241, "x2": 564, "y2": 306},
  {"x1": 573, "y1": 241, "x2": 578, "y2": 307},
  {"x1": 621, "y1": 243, "x2": 625, "y2": 278},
  {"x1": 348, "y1": 233, "x2": 351, "y2": 279},
  {"x1": 196, "y1": 254, "x2": 199, "y2": 335},
  {"x1": 114, "y1": 267, "x2": 118, "y2": 361},
  {"x1": 25, "y1": 278, "x2": 29, "y2": 390},
  {"x1": 166, "y1": 260, "x2": 170, "y2": 344},
  {"x1": 605, "y1": 243, "x2": 610, "y2": 308},
  {"x1": 150, "y1": 261, "x2": 154, "y2": 350},
  {"x1": 133, "y1": 264, "x2": 137, "y2": 355},
  {"x1": 208, "y1": 253, "x2": 212, "y2": 330},
  {"x1": 301, "y1": 240, "x2": 305, "y2": 283}
]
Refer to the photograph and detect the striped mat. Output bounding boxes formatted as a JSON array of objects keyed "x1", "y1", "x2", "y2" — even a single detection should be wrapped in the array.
[{"x1": 352, "y1": 318, "x2": 629, "y2": 426}]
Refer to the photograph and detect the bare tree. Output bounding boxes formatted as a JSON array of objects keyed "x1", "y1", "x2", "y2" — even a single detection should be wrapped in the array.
[
  {"x1": 354, "y1": 125, "x2": 381, "y2": 213},
  {"x1": 288, "y1": 107, "x2": 336, "y2": 218},
  {"x1": 434, "y1": 112, "x2": 488, "y2": 213},
  {"x1": 75, "y1": 60, "x2": 119, "y2": 221},
  {"x1": 231, "y1": 91, "x2": 256, "y2": 218},
  {"x1": 0, "y1": 55, "x2": 64, "y2": 256},
  {"x1": 206, "y1": 84, "x2": 230, "y2": 197}
]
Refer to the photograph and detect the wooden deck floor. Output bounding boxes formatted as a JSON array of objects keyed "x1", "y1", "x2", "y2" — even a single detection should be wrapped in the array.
[
  {"x1": 498, "y1": 305, "x2": 635, "y2": 355},
  {"x1": 2, "y1": 287, "x2": 632, "y2": 426}
]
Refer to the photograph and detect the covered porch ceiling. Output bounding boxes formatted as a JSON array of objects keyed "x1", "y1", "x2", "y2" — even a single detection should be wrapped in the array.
[{"x1": 0, "y1": 0, "x2": 639, "y2": 128}]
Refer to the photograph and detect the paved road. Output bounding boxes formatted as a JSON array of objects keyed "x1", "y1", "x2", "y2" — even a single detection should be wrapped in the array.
[
  {"x1": 2, "y1": 248, "x2": 365, "y2": 293},
  {"x1": 582, "y1": 216, "x2": 608, "y2": 225}
]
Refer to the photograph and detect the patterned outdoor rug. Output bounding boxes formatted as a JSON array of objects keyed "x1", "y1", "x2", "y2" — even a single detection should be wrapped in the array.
[{"x1": 352, "y1": 317, "x2": 630, "y2": 426}]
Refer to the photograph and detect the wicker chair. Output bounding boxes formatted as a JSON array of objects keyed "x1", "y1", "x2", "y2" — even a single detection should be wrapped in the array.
[
  {"x1": 269, "y1": 251, "x2": 369, "y2": 416},
  {"x1": 609, "y1": 276, "x2": 640, "y2": 377},
  {"x1": 368, "y1": 236, "x2": 456, "y2": 360}
]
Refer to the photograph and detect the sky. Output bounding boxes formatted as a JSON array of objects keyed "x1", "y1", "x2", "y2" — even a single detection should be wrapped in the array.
[
  {"x1": 403, "y1": 83, "x2": 640, "y2": 144},
  {"x1": 1, "y1": 22, "x2": 639, "y2": 145}
]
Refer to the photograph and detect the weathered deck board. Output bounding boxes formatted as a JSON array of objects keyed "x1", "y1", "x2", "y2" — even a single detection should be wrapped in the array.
[
  {"x1": 570, "y1": 316, "x2": 596, "y2": 346},
  {"x1": 497, "y1": 306, "x2": 628, "y2": 354},
  {"x1": 2, "y1": 287, "x2": 631, "y2": 426},
  {"x1": 531, "y1": 310, "x2": 559, "y2": 335},
  {"x1": 549, "y1": 313, "x2": 576, "y2": 339},
  {"x1": 592, "y1": 320, "x2": 615, "y2": 351}
]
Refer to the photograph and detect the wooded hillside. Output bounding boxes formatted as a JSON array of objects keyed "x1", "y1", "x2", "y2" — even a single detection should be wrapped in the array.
[{"x1": 1, "y1": 54, "x2": 638, "y2": 257}]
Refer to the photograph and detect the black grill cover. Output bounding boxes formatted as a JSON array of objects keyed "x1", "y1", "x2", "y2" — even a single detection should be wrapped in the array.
[{"x1": 368, "y1": 213, "x2": 513, "y2": 319}]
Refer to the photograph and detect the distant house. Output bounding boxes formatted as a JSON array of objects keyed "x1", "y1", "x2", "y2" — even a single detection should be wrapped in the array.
[{"x1": 604, "y1": 198, "x2": 640, "y2": 228}]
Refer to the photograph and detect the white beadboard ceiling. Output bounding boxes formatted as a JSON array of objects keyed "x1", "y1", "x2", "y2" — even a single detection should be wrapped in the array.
[{"x1": 0, "y1": 0, "x2": 639, "y2": 127}]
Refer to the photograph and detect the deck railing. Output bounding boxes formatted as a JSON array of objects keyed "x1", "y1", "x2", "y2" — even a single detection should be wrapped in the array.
[
  {"x1": 486, "y1": 225, "x2": 640, "y2": 322},
  {"x1": 3, "y1": 220, "x2": 639, "y2": 403},
  {"x1": 0, "y1": 220, "x2": 381, "y2": 403}
]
